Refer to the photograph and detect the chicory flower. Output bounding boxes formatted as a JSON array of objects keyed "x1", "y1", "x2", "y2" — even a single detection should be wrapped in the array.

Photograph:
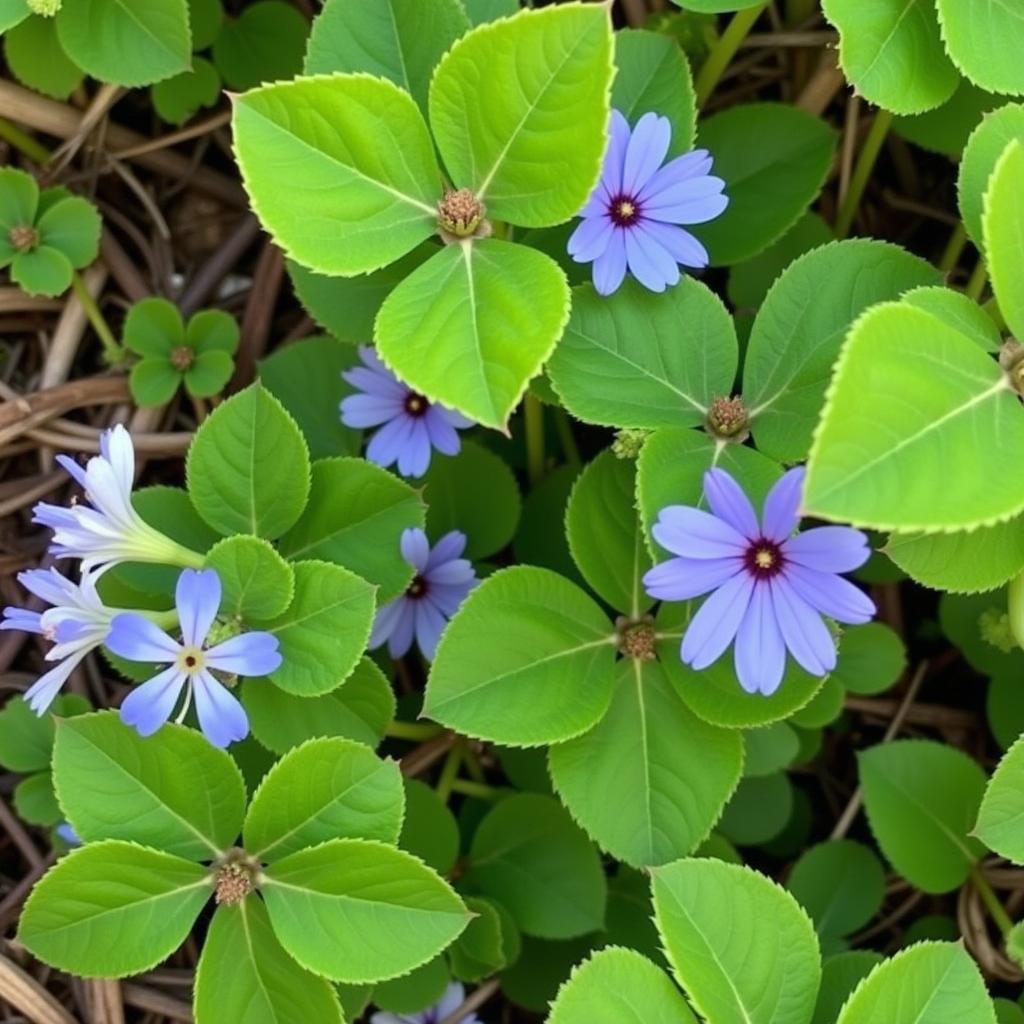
[{"x1": 370, "y1": 982, "x2": 480, "y2": 1024}]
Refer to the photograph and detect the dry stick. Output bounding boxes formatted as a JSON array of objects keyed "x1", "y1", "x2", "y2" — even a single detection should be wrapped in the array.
[
  {"x1": 401, "y1": 733, "x2": 457, "y2": 778},
  {"x1": 40, "y1": 265, "x2": 108, "y2": 390},
  {"x1": 111, "y1": 110, "x2": 232, "y2": 162},
  {"x1": 177, "y1": 215, "x2": 263, "y2": 317},
  {"x1": 0, "y1": 855, "x2": 54, "y2": 932},
  {"x1": 795, "y1": 49, "x2": 845, "y2": 116},
  {"x1": 230, "y1": 241, "x2": 284, "y2": 391},
  {"x1": 0, "y1": 951, "x2": 78, "y2": 1024},
  {"x1": 0, "y1": 794, "x2": 43, "y2": 871},
  {"x1": 438, "y1": 978, "x2": 502, "y2": 1024},
  {"x1": 87, "y1": 980, "x2": 125, "y2": 1024},
  {"x1": 837, "y1": 94, "x2": 861, "y2": 210},
  {"x1": 0, "y1": 471, "x2": 64, "y2": 519},
  {"x1": 46, "y1": 82, "x2": 123, "y2": 178},
  {"x1": 0, "y1": 290, "x2": 62, "y2": 314},
  {"x1": 121, "y1": 984, "x2": 193, "y2": 1023},
  {"x1": 99, "y1": 229, "x2": 150, "y2": 303},
  {"x1": 830, "y1": 661, "x2": 929, "y2": 840},
  {"x1": 0, "y1": 376, "x2": 130, "y2": 446},
  {"x1": 25, "y1": 425, "x2": 192, "y2": 457},
  {"x1": 844, "y1": 696, "x2": 976, "y2": 731}
]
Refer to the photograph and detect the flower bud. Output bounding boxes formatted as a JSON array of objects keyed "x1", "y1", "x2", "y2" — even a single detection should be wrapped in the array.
[
  {"x1": 27, "y1": 0, "x2": 61, "y2": 14},
  {"x1": 9, "y1": 224, "x2": 39, "y2": 253},
  {"x1": 437, "y1": 188, "x2": 490, "y2": 244},
  {"x1": 1001, "y1": 340, "x2": 1024, "y2": 395},
  {"x1": 706, "y1": 395, "x2": 749, "y2": 442},
  {"x1": 615, "y1": 615, "x2": 656, "y2": 661},
  {"x1": 170, "y1": 346, "x2": 195, "y2": 371},
  {"x1": 612, "y1": 428, "x2": 649, "y2": 459}
]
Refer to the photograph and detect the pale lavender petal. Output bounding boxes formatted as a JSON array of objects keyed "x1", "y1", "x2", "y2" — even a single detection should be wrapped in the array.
[
  {"x1": 424, "y1": 410, "x2": 462, "y2": 457},
  {"x1": 436, "y1": 405, "x2": 474, "y2": 429},
  {"x1": 340, "y1": 393, "x2": 404, "y2": 428},
  {"x1": 205, "y1": 631, "x2": 282, "y2": 676},
  {"x1": 435, "y1": 983, "x2": 468, "y2": 1018},
  {"x1": 25, "y1": 652, "x2": 86, "y2": 714},
  {"x1": 414, "y1": 599, "x2": 447, "y2": 661},
  {"x1": 645, "y1": 185, "x2": 728, "y2": 225},
  {"x1": 370, "y1": 598, "x2": 406, "y2": 649},
  {"x1": 567, "y1": 215, "x2": 614, "y2": 262},
  {"x1": 592, "y1": 230, "x2": 628, "y2": 296},
  {"x1": 366, "y1": 415, "x2": 415, "y2": 470},
  {"x1": 106, "y1": 613, "x2": 179, "y2": 663},
  {"x1": 770, "y1": 575, "x2": 837, "y2": 676},
  {"x1": 761, "y1": 467, "x2": 805, "y2": 542},
  {"x1": 428, "y1": 582, "x2": 473, "y2": 617},
  {"x1": 387, "y1": 603, "x2": 416, "y2": 659},
  {"x1": 17, "y1": 568, "x2": 77, "y2": 606},
  {"x1": 681, "y1": 572, "x2": 754, "y2": 670},
  {"x1": 425, "y1": 531, "x2": 466, "y2": 570},
  {"x1": 625, "y1": 225, "x2": 679, "y2": 292},
  {"x1": 401, "y1": 528, "x2": 430, "y2": 572},
  {"x1": 1, "y1": 608, "x2": 44, "y2": 634},
  {"x1": 734, "y1": 582, "x2": 786, "y2": 696},
  {"x1": 119, "y1": 666, "x2": 187, "y2": 737},
  {"x1": 622, "y1": 113, "x2": 671, "y2": 195},
  {"x1": 56, "y1": 453, "x2": 88, "y2": 490},
  {"x1": 704, "y1": 469, "x2": 759, "y2": 540},
  {"x1": 653, "y1": 506, "x2": 747, "y2": 559},
  {"x1": 193, "y1": 670, "x2": 248, "y2": 748},
  {"x1": 367, "y1": 1014, "x2": 405, "y2": 1024},
  {"x1": 643, "y1": 555, "x2": 743, "y2": 601},
  {"x1": 782, "y1": 527, "x2": 871, "y2": 573},
  {"x1": 603, "y1": 109, "x2": 632, "y2": 196},
  {"x1": 637, "y1": 150, "x2": 714, "y2": 201},
  {"x1": 396, "y1": 420, "x2": 433, "y2": 479},
  {"x1": 643, "y1": 175, "x2": 727, "y2": 209},
  {"x1": 634, "y1": 220, "x2": 708, "y2": 269},
  {"x1": 102, "y1": 425, "x2": 135, "y2": 494},
  {"x1": 784, "y1": 564, "x2": 876, "y2": 625},
  {"x1": 426, "y1": 559, "x2": 475, "y2": 586},
  {"x1": 176, "y1": 569, "x2": 221, "y2": 648},
  {"x1": 343, "y1": 360, "x2": 406, "y2": 400}
]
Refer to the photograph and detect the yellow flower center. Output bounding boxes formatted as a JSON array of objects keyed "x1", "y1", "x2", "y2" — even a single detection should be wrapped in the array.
[
  {"x1": 754, "y1": 548, "x2": 775, "y2": 570},
  {"x1": 617, "y1": 200, "x2": 636, "y2": 220},
  {"x1": 177, "y1": 646, "x2": 205, "y2": 674}
]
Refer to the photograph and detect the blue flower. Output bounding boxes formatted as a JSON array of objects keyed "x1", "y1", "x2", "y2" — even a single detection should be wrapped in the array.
[
  {"x1": 370, "y1": 982, "x2": 480, "y2": 1024},
  {"x1": 370, "y1": 529, "x2": 478, "y2": 661},
  {"x1": 56, "y1": 822, "x2": 81, "y2": 847},
  {"x1": 341, "y1": 346, "x2": 474, "y2": 478},
  {"x1": 643, "y1": 467, "x2": 876, "y2": 696},
  {"x1": 105, "y1": 568, "x2": 282, "y2": 748},
  {"x1": 568, "y1": 110, "x2": 728, "y2": 296},
  {"x1": 0, "y1": 569, "x2": 116, "y2": 714}
]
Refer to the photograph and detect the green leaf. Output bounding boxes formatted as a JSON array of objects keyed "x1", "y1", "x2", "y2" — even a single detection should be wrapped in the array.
[
  {"x1": 195, "y1": 899, "x2": 343, "y2": 1024},
  {"x1": 936, "y1": 0, "x2": 1024, "y2": 97},
  {"x1": 233, "y1": 74, "x2": 441, "y2": 276},
  {"x1": 19, "y1": 841, "x2": 209, "y2": 976},
  {"x1": 466, "y1": 793, "x2": 606, "y2": 939},
  {"x1": 261, "y1": 838, "x2": 469, "y2": 983},
  {"x1": 399, "y1": 778, "x2": 460, "y2": 875},
  {"x1": 187, "y1": 309, "x2": 239, "y2": 355},
  {"x1": 151, "y1": 57, "x2": 220, "y2": 126},
  {"x1": 205, "y1": 536, "x2": 294, "y2": 620},
  {"x1": 893, "y1": 80, "x2": 1002, "y2": 158},
  {"x1": 258, "y1": 561, "x2": 375, "y2": 697},
  {"x1": 695, "y1": 103, "x2": 836, "y2": 265},
  {"x1": 514, "y1": 464, "x2": 582, "y2": 583},
  {"x1": 14, "y1": 772, "x2": 61, "y2": 827},
  {"x1": 56, "y1": 0, "x2": 191, "y2": 86},
  {"x1": 243, "y1": 656, "x2": 394, "y2": 754},
  {"x1": 304, "y1": 0, "x2": 469, "y2": 114},
  {"x1": 423, "y1": 439, "x2": 520, "y2": 560},
  {"x1": 211, "y1": 1, "x2": 308, "y2": 91},
  {"x1": 986, "y1": 671, "x2": 1024, "y2": 752},
  {"x1": 787, "y1": 840, "x2": 886, "y2": 940},
  {"x1": 428, "y1": 3, "x2": 613, "y2": 226},
  {"x1": 425, "y1": 567, "x2": 616, "y2": 746},
  {"x1": 744, "y1": 241, "x2": 940, "y2": 462},
  {"x1": 463, "y1": 0, "x2": 517, "y2": 24},
  {"x1": 831, "y1": 623, "x2": 906, "y2": 696},
  {"x1": 548, "y1": 946, "x2": 698, "y2": 1024},
  {"x1": 184, "y1": 350, "x2": 234, "y2": 399},
  {"x1": 123, "y1": 297, "x2": 184, "y2": 357},
  {"x1": 130, "y1": 359, "x2": 181, "y2": 407},
  {"x1": 547, "y1": 277, "x2": 738, "y2": 430},
  {"x1": 11, "y1": 245, "x2": 73, "y2": 297},
  {"x1": 651, "y1": 858, "x2": 821, "y2": 1024},
  {"x1": 189, "y1": 0, "x2": 222, "y2": 50},
  {"x1": 4, "y1": 15, "x2": 83, "y2": 100},
  {"x1": 975, "y1": 733, "x2": 1024, "y2": 863},
  {"x1": 984, "y1": 140, "x2": 1024, "y2": 341},
  {"x1": 812, "y1": 952, "x2": 884, "y2": 1024},
  {"x1": 820, "y1": 0, "x2": 958, "y2": 114},
  {"x1": 612, "y1": 29, "x2": 696, "y2": 154},
  {"x1": 278, "y1": 457, "x2": 424, "y2": 602},
  {"x1": 53, "y1": 712, "x2": 246, "y2": 860},
  {"x1": 450, "y1": 897, "x2": 508, "y2": 981},
  {"x1": 243, "y1": 737, "x2": 403, "y2": 860},
  {"x1": 187, "y1": 382, "x2": 311, "y2": 539},
  {"x1": 717, "y1": 772, "x2": 794, "y2": 846},
  {"x1": 375, "y1": 239, "x2": 571, "y2": 430},
  {"x1": 743, "y1": 722, "x2": 800, "y2": 777},
  {"x1": 374, "y1": 956, "x2": 450, "y2": 1015},
  {"x1": 35, "y1": 195, "x2": 100, "y2": 269},
  {"x1": 859, "y1": 739, "x2": 986, "y2": 892},
  {"x1": 835, "y1": 942, "x2": 996, "y2": 1024},
  {"x1": 566, "y1": 451, "x2": 652, "y2": 614},
  {"x1": 804, "y1": 302, "x2": 1024, "y2": 532},
  {"x1": 959, "y1": 102, "x2": 1024, "y2": 248},
  {"x1": 549, "y1": 658, "x2": 742, "y2": 868},
  {"x1": 0, "y1": 0, "x2": 28, "y2": 32},
  {"x1": 902, "y1": 284, "x2": 1002, "y2": 352},
  {"x1": 0, "y1": 694, "x2": 88, "y2": 773}
]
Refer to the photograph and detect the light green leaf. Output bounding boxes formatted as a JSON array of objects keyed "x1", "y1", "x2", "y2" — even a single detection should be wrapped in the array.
[
  {"x1": 936, "y1": 0, "x2": 1024, "y2": 97},
  {"x1": 0, "y1": 694, "x2": 88, "y2": 773},
  {"x1": 151, "y1": 57, "x2": 221, "y2": 126},
  {"x1": 984, "y1": 139, "x2": 1024, "y2": 341},
  {"x1": 893, "y1": 80, "x2": 1002, "y2": 158},
  {"x1": 429, "y1": 3, "x2": 613, "y2": 226},
  {"x1": 547, "y1": 277, "x2": 737, "y2": 430},
  {"x1": 195, "y1": 899, "x2": 343, "y2": 1024},
  {"x1": 4, "y1": 15, "x2": 83, "y2": 100},
  {"x1": 804, "y1": 302, "x2": 1024, "y2": 532},
  {"x1": 831, "y1": 622, "x2": 906, "y2": 695},
  {"x1": 467, "y1": 793, "x2": 607, "y2": 940},
  {"x1": 0, "y1": 0, "x2": 28, "y2": 32},
  {"x1": 902, "y1": 285, "x2": 1002, "y2": 352},
  {"x1": 549, "y1": 658, "x2": 742, "y2": 868},
  {"x1": 375, "y1": 239, "x2": 570, "y2": 430},
  {"x1": 548, "y1": 946, "x2": 698, "y2": 1024},
  {"x1": 743, "y1": 722, "x2": 800, "y2": 777},
  {"x1": 130, "y1": 359, "x2": 182, "y2": 407},
  {"x1": 123, "y1": 297, "x2": 184, "y2": 357},
  {"x1": 959, "y1": 102, "x2": 1024, "y2": 248},
  {"x1": 205, "y1": 535, "x2": 294, "y2": 620},
  {"x1": 859, "y1": 739, "x2": 986, "y2": 892},
  {"x1": 19, "y1": 841, "x2": 209, "y2": 976},
  {"x1": 211, "y1": 1, "x2": 308, "y2": 91},
  {"x1": 424, "y1": 566, "x2": 616, "y2": 746},
  {"x1": 14, "y1": 773, "x2": 61, "y2": 827},
  {"x1": 811, "y1": 952, "x2": 884, "y2": 1024},
  {"x1": 243, "y1": 737, "x2": 403, "y2": 860},
  {"x1": 975, "y1": 733, "x2": 1024, "y2": 863},
  {"x1": 652, "y1": 858, "x2": 820, "y2": 1024},
  {"x1": 463, "y1": 0, "x2": 517, "y2": 24},
  {"x1": 35, "y1": 196, "x2": 100, "y2": 269},
  {"x1": 233, "y1": 74, "x2": 441, "y2": 275},
  {"x1": 53, "y1": 712, "x2": 246, "y2": 861},
  {"x1": 261, "y1": 838, "x2": 469, "y2": 983},
  {"x1": 450, "y1": 897, "x2": 507, "y2": 982},
  {"x1": 12, "y1": 245, "x2": 73, "y2": 297},
  {"x1": 184, "y1": 350, "x2": 233, "y2": 399}
]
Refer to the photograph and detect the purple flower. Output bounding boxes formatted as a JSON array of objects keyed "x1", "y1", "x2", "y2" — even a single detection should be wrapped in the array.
[
  {"x1": 371, "y1": 982, "x2": 480, "y2": 1024},
  {"x1": 370, "y1": 529, "x2": 478, "y2": 661},
  {"x1": 1, "y1": 569, "x2": 116, "y2": 714},
  {"x1": 568, "y1": 110, "x2": 728, "y2": 296},
  {"x1": 643, "y1": 467, "x2": 875, "y2": 696},
  {"x1": 56, "y1": 822, "x2": 81, "y2": 847},
  {"x1": 341, "y1": 346, "x2": 473, "y2": 478},
  {"x1": 105, "y1": 568, "x2": 282, "y2": 748}
]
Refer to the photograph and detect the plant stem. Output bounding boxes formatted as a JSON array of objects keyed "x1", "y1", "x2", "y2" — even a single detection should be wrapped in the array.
[
  {"x1": 0, "y1": 117, "x2": 49, "y2": 163},
  {"x1": 965, "y1": 258, "x2": 989, "y2": 302},
  {"x1": 695, "y1": 4, "x2": 768, "y2": 107},
  {"x1": 71, "y1": 272, "x2": 124, "y2": 365},
  {"x1": 835, "y1": 109, "x2": 894, "y2": 239},
  {"x1": 784, "y1": 0, "x2": 818, "y2": 25},
  {"x1": 449, "y1": 779, "x2": 502, "y2": 801},
  {"x1": 435, "y1": 743, "x2": 463, "y2": 803},
  {"x1": 938, "y1": 221, "x2": 968, "y2": 275},
  {"x1": 971, "y1": 865, "x2": 1014, "y2": 939},
  {"x1": 385, "y1": 720, "x2": 443, "y2": 742},
  {"x1": 554, "y1": 408, "x2": 580, "y2": 469},
  {"x1": 524, "y1": 393, "x2": 545, "y2": 487}
]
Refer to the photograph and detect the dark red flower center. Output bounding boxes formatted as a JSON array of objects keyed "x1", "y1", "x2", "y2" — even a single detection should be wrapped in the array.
[
  {"x1": 407, "y1": 575, "x2": 428, "y2": 600},
  {"x1": 745, "y1": 539, "x2": 784, "y2": 580},
  {"x1": 404, "y1": 393, "x2": 430, "y2": 418},
  {"x1": 608, "y1": 193, "x2": 641, "y2": 227}
]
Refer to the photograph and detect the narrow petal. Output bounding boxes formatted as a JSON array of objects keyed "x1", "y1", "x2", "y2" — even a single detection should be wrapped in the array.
[
  {"x1": 428, "y1": 583, "x2": 474, "y2": 618},
  {"x1": 734, "y1": 583, "x2": 786, "y2": 696},
  {"x1": 645, "y1": 188, "x2": 729, "y2": 226},
  {"x1": 622, "y1": 113, "x2": 671, "y2": 195},
  {"x1": 643, "y1": 555, "x2": 743, "y2": 601},
  {"x1": 425, "y1": 531, "x2": 467, "y2": 570},
  {"x1": 652, "y1": 506, "x2": 747, "y2": 559},
  {"x1": 567, "y1": 215, "x2": 614, "y2": 262},
  {"x1": 782, "y1": 527, "x2": 871, "y2": 573},
  {"x1": 106, "y1": 613, "x2": 179, "y2": 663},
  {"x1": 435, "y1": 983, "x2": 468, "y2": 1018},
  {"x1": 102, "y1": 424, "x2": 136, "y2": 495},
  {"x1": 56, "y1": 453, "x2": 89, "y2": 490},
  {"x1": 401, "y1": 528, "x2": 430, "y2": 572},
  {"x1": 761, "y1": 467, "x2": 806, "y2": 542},
  {"x1": 369, "y1": 598, "x2": 406, "y2": 650},
  {"x1": 625, "y1": 226, "x2": 679, "y2": 292},
  {"x1": 436, "y1": 405, "x2": 474, "y2": 429},
  {"x1": 424, "y1": 410, "x2": 462, "y2": 457},
  {"x1": 681, "y1": 572, "x2": 754, "y2": 670},
  {"x1": 637, "y1": 150, "x2": 714, "y2": 202},
  {"x1": 592, "y1": 230, "x2": 628, "y2": 296},
  {"x1": 193, "y1": 670, "x2": 249, "y2": 748},
  {"x1": 342, "y1": 363, "x2": 406, "y2": 400},
  {"x1": 366, "y1": 415, "x2": 415, "y2": 470},
  {"x1": 386, "y1": 603, "x2": 416, "y2": 659},
  {"x1": 1, "y1": 608, "x2": 44, "y2": 634},
  {"x1": 642, "y1": 174, "x2": 727, "y2": 209},
  {"x1": 24, "y1": 651, "x2": 86, "y2": 714},
  {"x1": 603, "y1": 109, "x2": 631, "y2": 196},
  {"x1": 340, "y1": 393, "x2": 404, "y2": 429},
  {"x1": 176, "y1": 569, "x2": 221, "y2": 648},
  {"x1": 635, "y1": 220, "x2": 709, "y2": 269},
  {"x1": 414, "y1": 599, "x2": 447, "y2": 661},
  {"x1": 119, "y1": 666, "x2": 187, "y2": 737},
  {"x1": 397, "y1": 420, "x2": 433, "y2": 479},
  {"x1": 703, "y1": 469, "x2": 759, "y2": 540},
  {"x1": 784, "y1": 564, "x2": 876, "y2": 625},
  {"x1": 16, "y1": 567, "x2": 76, "y2": 606},
  {"x1": 770, "y1": 576, "x2": 837, "y2": 676},
  {"x1": 205, "y1": 631, "x2": 282, "y2": 677},
  {"x1": 426, "y1": 558, "x2": 475, "y2": 586}
]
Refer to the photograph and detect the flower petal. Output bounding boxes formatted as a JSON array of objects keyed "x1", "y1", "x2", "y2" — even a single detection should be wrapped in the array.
[
  {"x1": 784, "y1": 564, "x2": 876, "y2": 625},
  {"x1": 193, "y1": 670, "x2": 249, "y2": 748},
  {"x1": 567, "y1": 215, "x2": 614, "y2": 262},
  {"x1": 625, "y1": 225, "x2": 679, "y2": 292},
  {"x1": 387, "y1": 603, "x2": 416, "y2": 659},
  {"x1": 436, "y1": 405, "x2": 474, "y2": 429},
  {"x1": 734, "y1": 582, "x2": 786, "y2": 696},
  {"x1": 622, "y1": 113, "x2": 671, "y2": 195},
  {"x1": 637, "y1": 149, "x2": 714, "y2": 202},
  {"x1": 761, "y1": 467, "x2": 805, "y2": 542},
  {"x1": 396, "y1": 420, "x2": 433, "y2": 478},
  {"x1": 435, "y1": 983, "x2": 468, "y2": 1018},
  {"x1": 644, "y1": 182, "x2": 728, "y2": 225},
  {"x1": 340, "y1": 393, "x2": 404, "y2": 429},
  {"x1": 770, "y1": 575, "x2": 837, "y2": 676},
  {"x1": 370, "y1": 597, "x2": 406, "y2": 650},
  {"x1": 101, "y1": 424, "x2": 136, "y2": 495},
  {"x1": 425, "y1": 530, "x2": 467, "y2": 570},
  {"x1": 25, "y1": 651, "x2": 87, "y2": 714},
  {"x1": 681, "y1": 571, "x2": 754, "y2": 670},
  {"x1": 426, "y1": 558, "x2": 475, "y2": 586},
  {"x1": 643, "y1": 555, "x2": 743, "y2": 601},
  {"x1": 366, "y1": 415, "x2": 415, "y2": 471},
  {"x1": 119, "y1": 665, "x2": 187, "y2": 737},
  {"x1": 704, "y1": 468, "x2": 759, "y2": 540},
  {"x1": 176, "y1": 568, "x2": 221, "y2": 648},
  {"x1": 106, "y1": 613, "x2": 179, "y2": 663},
  {"x1": 414, "y1": 599, "x2": 447, "y2": 661},
  {"x1": 424, "y1": 409, "x2": 462, "y2": 457},
  {"x1": 592, "y1": 229, "x2": 628, "y2": 296},
  {"x1": 633, "y1": 220, "x2": 709, "y2": 269},
  {"x1": 205, "y1": 631, "x2": 282, "y2": 677},
  {"x1": 427, "y1": 582, "x2": 474, "y2": 617},
  {"x1": 652, "y1": 505, "x2": 748, "y2": 559},
  {"x1": 401, "y1": 528, "x2": 430, "y2": 572},
  {"x1": 783, "y1": 527, "x2": 871, "y2": 573},
  {"x1": 603, "y1": 109, "x2": 631, "y2": 196}
]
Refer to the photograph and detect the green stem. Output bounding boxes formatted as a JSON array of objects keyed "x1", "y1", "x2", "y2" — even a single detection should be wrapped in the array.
[
  {"x1": 449, "y1": 779, "x2": 502, "y2": 801},
  {"x1": 965, "y1": 258, "x2": 989, "y2": 302},
  {"x1": 784, "y1": 0, "x2": 817, "y2": 25},
  {"x1": 938, "y1": 222, "x2": 968, "y2": 275},
  {"x1": 835, "y1": 110, "x2": 894, "y2": 239},
  {"x1": 695, "y1": 4, "x2": 768, "y2": 107},
  {"x1": 983, "y1": 296, "x2": 1007, "y2": 333},
  {"x1": 385, "y1": 720, "x2": 443, "y2": 742},
  {"x1": 435, "y1": 744, "x2": 463, "y2": 803},
  {"x1": 554, "y1": 408, "x2": 580, "y2": 469},
  {"x1": 971, "y1": 866, "x2": 1014, "y2": 940},
  {"x1": 71, "y1": 272, "x2": 124, "y2": 365},
  {"x1": 1008, "y1": 570, "x2": 1024, "y2": 654},
  {"x1": 0, "y1": 117, "x2": 49, "y2": 164},
  {"x1": 524, "y1": 393, "x2": 545, "y2": 487}
]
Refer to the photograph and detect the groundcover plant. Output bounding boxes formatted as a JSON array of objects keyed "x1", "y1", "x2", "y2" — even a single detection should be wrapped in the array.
[{"x1": 5, "y1": 0, "x2": 1024, "y2": 1021}]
